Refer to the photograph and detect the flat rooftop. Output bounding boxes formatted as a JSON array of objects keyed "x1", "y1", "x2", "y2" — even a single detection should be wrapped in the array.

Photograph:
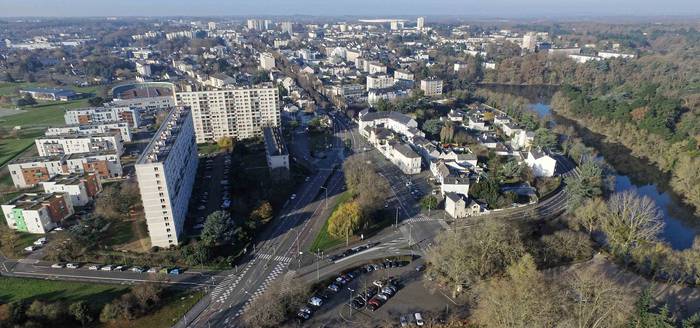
[
  {"x1": 263, "y1": 126, "x2": 288, "y2": 157},
  {"x1": 137, "y1": 107, "x2": 190, "y2": 164}
]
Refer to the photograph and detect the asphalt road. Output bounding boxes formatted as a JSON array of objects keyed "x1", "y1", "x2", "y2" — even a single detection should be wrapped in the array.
[{"x1": 183, "y1": 113, "x2": 351, "y2": 328}]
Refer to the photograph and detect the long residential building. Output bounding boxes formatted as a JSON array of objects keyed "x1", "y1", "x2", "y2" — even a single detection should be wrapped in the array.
[
  {"x1": 64, "y1": 106, "x2": 141, "y2": 128},
  {"x1": 45, "y1": 122, "x2": 132, "y2": 142},
  {"x1": 175, "y1": 83, "x2": 280, "y2": 143},
  {"x1": 135, "y1": 107, "x2": 198, "y2": 248},
  {"x1": 2, "y1": 193, "x2": 74, "y2": 234},
  {"x1": 8, "y1": 152, "x2": 123, "y2": 188},
  {"x1": 262, "y1": 126, "x2": 289, "y2": 180},
  {"x1": 35, "y1": 133, "x2": 123, "y2": 157}
]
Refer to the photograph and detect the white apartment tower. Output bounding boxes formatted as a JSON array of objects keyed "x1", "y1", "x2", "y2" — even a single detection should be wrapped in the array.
[
  {"x1": 417, "y1": 17, "x2": 425, "y2": 30},
  {"x1": 281, "y1": 21, "x2": 293, "y2": 35},
  {"x1": 175, "y1": 83, "x2": 280, "y2": 143},
  {"x1": 135, "y1": 107, "x2": 198, "y2": 248},
  {"x1": 259, "y1": 52, "x2": 276, "y2": 71},
  {"x1": 522, "y1": 32, "x2": 537, "y2": 51}
]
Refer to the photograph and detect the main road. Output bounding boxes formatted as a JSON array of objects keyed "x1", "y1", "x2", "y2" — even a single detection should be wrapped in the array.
[{"x1": 182, "y1": 113, "x2": 354, "y2": 328}]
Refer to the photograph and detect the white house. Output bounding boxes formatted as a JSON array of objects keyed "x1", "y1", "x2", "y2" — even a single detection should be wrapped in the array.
[
  {"x1": 525, "y1": 149, "x2": 557, "y2": 177},
  {"x1": 445, "y1": 193, "x2": 481, "y2": 219}
]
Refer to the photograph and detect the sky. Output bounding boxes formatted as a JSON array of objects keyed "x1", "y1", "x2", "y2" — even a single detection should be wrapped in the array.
[{"x1": 0, "y1": 0, "x2": 698, "y2": 17}]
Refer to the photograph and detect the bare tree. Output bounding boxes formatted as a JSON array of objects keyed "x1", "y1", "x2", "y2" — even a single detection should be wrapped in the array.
[
  {"x1": 561, "y1": 266, "x2": 634, "y2": 328},
  {"x1": 600, "y1": 191, "x2": 664, "y2": 252}
]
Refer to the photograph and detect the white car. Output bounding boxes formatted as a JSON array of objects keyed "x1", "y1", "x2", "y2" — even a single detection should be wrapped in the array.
[
  {"x1": 88, "y1": 265, "x2": 101, "y2": 271},
  {"x1": 147, "y1": 267, "x2": 158, "y2": 273},
  {"x1": 50, "y1": 263, "x2": 64, "y2": 269},
  {"x1": 24, "y1": 245, "x2": 38, "y2": 252},
  {"x1": 308, "y1": 297, "x2": 323, "y2": 307},
  {"x1": 290, "y1": 194, "x2": 297, "y2": 200},
  {"x1": 415, "y1": 313, "x2": 424, "y2": 326},
  {"x1": 66, "y1": 263, "x2": 79, "y2": 269},
  {"x1": 131, "y1": 266, "x2": 145, "y2": 273},
  {"x1": 33, "y1": 237, "x2": 47, "y2": 246},
  {"x1": 101, "y1": 265, "x2": 114, "y2": 271}
]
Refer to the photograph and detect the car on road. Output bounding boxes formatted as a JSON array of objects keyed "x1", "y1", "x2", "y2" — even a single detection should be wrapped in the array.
[
  {"x1": 415, "y1": 313, "x2": 425, "y2": 326},
  {"x1": 147, "y1": 267, "x2": 158, "y2": 273},
  {"x1": 131, "y1": 266, "x2": 145, "y2": 272},
  {"x1": 327, "y1": 283, "x2": 340, "y2": 292},
  {"x1": 88, "y1": 264, "x2": 101, "y2": 271},
  {"x1": 24, "y1": 245, "x2": 39, "y2": 252},
  {"x1": 51, "y1": 263, "x2": 64, "y2": 269},
  {"x1": 101, "y1": 265, "x2": 114, "y2": 271},
  {"x1": 114, "y1": 265, "x2": 127, "y2": 271},
  {"x1": 66, "y1": 263, "x2": 79, "y2": 269},
  {"x1": 169, "y1": 268, "x2": 182, "y2": 275}
]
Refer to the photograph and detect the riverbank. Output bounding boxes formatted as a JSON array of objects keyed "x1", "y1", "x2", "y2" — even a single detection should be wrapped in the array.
[{"x1": 550, "y1": 93, "x2": 700, "y2": 217}]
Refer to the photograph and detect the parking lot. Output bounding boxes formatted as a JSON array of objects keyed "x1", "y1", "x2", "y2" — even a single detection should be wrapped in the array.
[
  {"x1": 187, "y1": 151, "x2": 232, "y2": 234},
  {"x1": 290, "y1": 258, "x2": 458, "y2": 327}
]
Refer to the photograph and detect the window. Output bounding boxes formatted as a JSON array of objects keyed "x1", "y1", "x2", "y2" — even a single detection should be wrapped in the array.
[{"x1": 161, "y1": 205, "x2": 166, "y2": 209}]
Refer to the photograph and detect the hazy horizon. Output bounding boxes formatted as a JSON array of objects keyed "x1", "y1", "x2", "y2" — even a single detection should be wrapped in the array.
[{"x1": 1, "y1": 0, "x2": 698, "y2": 18}]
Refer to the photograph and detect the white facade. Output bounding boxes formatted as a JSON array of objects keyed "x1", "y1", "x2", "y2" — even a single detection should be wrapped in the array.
[
  {"x1": 526, "y1": 149, "x2": 557, "y2": 177},
  {"x1": 417, "y1": 17, "x2": 425, "y2": 30},
  {"x1": 109, "y1": 97, "x2": 175, "y2": 111},
  {"x1": 135, "y1": 107, "x2": 198, "y2": 248},
  {"x1": 441, "y1": 176, "x2": 470, "y2": 197},
  {"x1": 35, "y1": 133, "x2": 123, "y2": 157},
  {"x1": 2, "y1": 193, "x2": 73, "y2": 234},
  {"x1": 368, "y1": 62, "x2": 387, "y2": 75},
  {"x1": 420, "y1": 79, "x2": 443, "y2": 96},
  {"x1": 260, "y1": 52, "x2": 276, "y2": 70},
  {"x1": 366, "y1": 75, "x2": 395, "y2": 91},
  {"x1": 40, "y1": 174, "x2": 101, "y2": 207},
  {"x1": 45, "y1": 122, "x2": 132, "y2": 142},
  {"x1": 64, "y1": 106, "x2": 141, "y2": 128},
  {"x1": 393, "y1": 70, "x2": 414, "y2": 81},
  {"x1": 445, "y1": 193, "x2": 481, "y2": 219},
  {"x1": 176, "y1": 84, "x2": 280, "y2": 143},
  {"x1": 387, "y1": 143, "x2": 422, "y2": 175}
]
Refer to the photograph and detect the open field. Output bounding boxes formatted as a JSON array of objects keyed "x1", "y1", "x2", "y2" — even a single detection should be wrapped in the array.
[{"x1": 0, "y1": 276, "x2": 129, "y2": 307}]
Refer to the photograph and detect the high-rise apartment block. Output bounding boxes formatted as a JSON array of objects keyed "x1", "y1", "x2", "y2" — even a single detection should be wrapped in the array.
[
  {"x1": 64, "y1": 106, "x2": 141, "y2": 128},
  {"x1": 175, "y1": 83, "x2": 280, "y2": 143},
  {"x1": 417, "y1": 17, "x2": 425, "y2": 30},
  {"x1": 135, "y1": 107, "x2": 198, "y2": 248},
  {"x1": 259, "y1": 52, "x2": 276, "y2": 70}
]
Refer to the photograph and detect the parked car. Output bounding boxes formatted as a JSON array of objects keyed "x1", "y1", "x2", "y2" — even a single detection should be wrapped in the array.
[
  {"x1": 308, "y1": 296, "x2": 323, "y2": 307},
  {"x1": 416, "y1": 264, "x2": 426, "y2": 271},
  {"x1": 50, "y1": 263, "x2": 64, "y2": 269},
  {"x1": 400, "y1": 316, "x2": 408, "y2": 327},
  {"x1": 33, "y1": 237, "x2": 47, "y2": 246},
  {"x1": 114, "y1": 265, "x2": 127, "y2": 271},
  {"x1": 373, "y1": 280, "x2": 384, "y2": 287},
  {"x1": 24, "y1": 245, "x2": 38, "y2": 252},
  {"x1": 377, "y1": 293, "x2": 389, "y2": 301},
  {"x1": 66, "y1": 263, "x2": 79, "y2": 269},
  {"x1": 88, "y1": 265, "x2": 101, "y2": 271},
  {"x1": 290, "y1": 194, "x2": 297, "y2": 200},
  {"x1": 296, "y1": 311, "x2": 310, "y2": 320},
  {"x1": 415, "y1": 313, "x2": 425, "y2": 326},
  {"x1": 327, "y1": 284, "x2": 340, "y2": 292},
  {"x1": 299, "y1": 307, "x2": 313, "y2": 315},
  {"x1": 147, "y1": 267, "x2": 158, "y2": 273},
  {"x1": 382, "y1": 287, "x2": 395, "y2": 296},
  {"x1": 101, "y1": 265, "x2": 114, "y2": 271},
  {"x1": 131, "y1": 266, "x2": 145, "y2": 272},
  {"x1": 169, "y1": 268, "x2": 182, "y2": 275}
]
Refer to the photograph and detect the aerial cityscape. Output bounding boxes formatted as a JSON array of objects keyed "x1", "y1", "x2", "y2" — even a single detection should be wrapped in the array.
[{"x1": 0, "y1": 1, "x2": 699, "y2": 327}]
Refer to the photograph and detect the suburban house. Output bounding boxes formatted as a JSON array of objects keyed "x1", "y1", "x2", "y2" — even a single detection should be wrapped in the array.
[
  {"x1": 525, "y1": 149, "x2": 557, "y2": 177},
  {"x1": 445, "y1": 193, "x2": 482, "y2": 219}
]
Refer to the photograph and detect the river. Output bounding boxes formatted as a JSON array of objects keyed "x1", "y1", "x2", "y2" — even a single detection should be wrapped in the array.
[{"x1": 482, "y1": 84, "x2": 700, "y2": 250}]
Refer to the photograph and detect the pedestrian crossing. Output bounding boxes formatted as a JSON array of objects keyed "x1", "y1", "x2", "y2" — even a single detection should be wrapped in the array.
[
  {"x1": 254, "y1": 253, "x2": 292, "y2": 263},
  {"x1": 404, "y1": 217, "x2": 442, "y2": 223},
  {"x1": 212, "y1": 258, "x2": 257, "y2": 304},
  {"x1": 234, "y1": 261, "x2": 289, "y2": 318}
]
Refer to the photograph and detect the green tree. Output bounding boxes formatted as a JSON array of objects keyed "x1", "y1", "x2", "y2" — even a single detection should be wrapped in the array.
[
  {"x1": 250, "y1": 201, "x2": 273, "y2": 223},
  {"x1": 421, "y1": 119, "x2": 443, "y2": 136},
  {"x1": 201, "y1": 211, "x2": 235, "y2": 246},
  {"x1": 628, "y1": 288, "x2": 675, "y2": 328},
  {"x1": 533, "y1": 128, "x2": 558, "y2": 150},
  {"x1": 565, "y1": 160, "x2": 603, "y2": 212},
  {"x1": 420, "y1": 195, "x2": 438, "y2": 210},
  {"x1": 470, "y1": 177, "x2": 500, "y2": 207}
]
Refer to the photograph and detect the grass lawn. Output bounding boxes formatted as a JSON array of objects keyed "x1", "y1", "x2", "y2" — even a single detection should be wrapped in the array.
[
  {"x1": 0, "y1": 276, "x2": 129, "y2": 308},
  {"x1": 0, "y1": 137, "x2": 36, "y2": 167},
  {"x1": 308, "y1": 191, "x2": 351, "y2": 252},
  {"x1": 105, "y1": 291, "x2": 204, "y2": 328},
  {"x1": 197, "y1": 143, "x2": 221, "y2": 155}
]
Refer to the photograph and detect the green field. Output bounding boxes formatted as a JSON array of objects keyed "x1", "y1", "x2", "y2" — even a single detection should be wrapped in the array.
[
  {"x1": 308, "y1": 191, "x2": 351, "y2": 252},
  {"x1": 0, "y1": 277, "x2": 129, "y2": 307}
]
